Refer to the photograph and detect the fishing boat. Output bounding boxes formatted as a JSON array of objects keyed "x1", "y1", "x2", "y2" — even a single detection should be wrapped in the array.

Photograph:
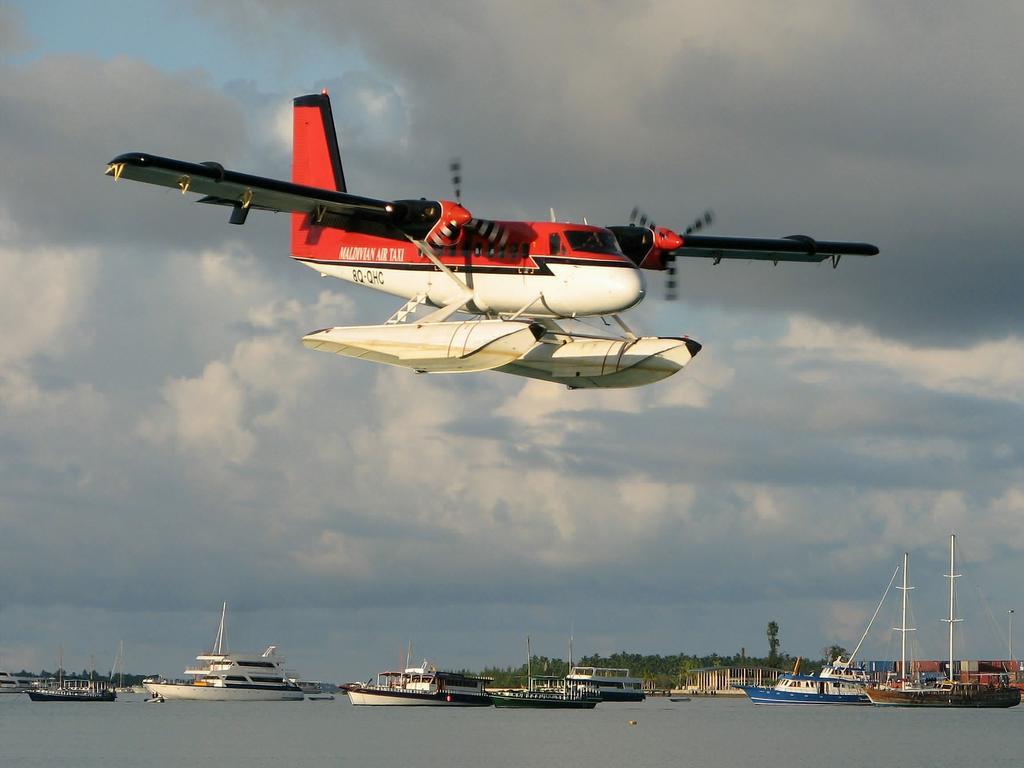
[
  {"x1": 864, "y1": 537, "x2": 1021, "y2": 708},
  {"x1": 346, "y1": 661, "x2": 493, "y2": 706},
  {"x1": 143, "y1": 602, "x2": 304, "y2": 701}
]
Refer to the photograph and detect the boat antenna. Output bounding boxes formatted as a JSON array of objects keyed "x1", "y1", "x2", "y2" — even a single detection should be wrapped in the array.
[
  {"x1": 895, "y1": 552, "x2": 916, "y2": 684},
  {"x1": 848, "y1": 565, "x2": 900, "y2": 665},
  {"x1": 942, "y1": 533, "x2": 962, "y2": 682}
]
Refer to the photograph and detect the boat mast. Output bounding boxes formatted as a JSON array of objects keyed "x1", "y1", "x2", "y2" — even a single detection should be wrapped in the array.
[
  {"x1": 895, "y1": 552, "x2": 915, "y2": 684},
  {"x1": 213, "y1": 602, "x2": 227, "y2": 654},
  {"x1": 942, "y1": 533, "x2": 962, "y2": 682},
  {"x1": 526, "y1": 636, "x2": 532, "y2": 692}
]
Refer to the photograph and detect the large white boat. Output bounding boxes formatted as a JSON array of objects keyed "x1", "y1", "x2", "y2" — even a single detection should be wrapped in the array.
[
  {"x1": 0, "y1": 670, "x2": 34, "y2": 694},
  {"x1": 346, "y1": 662, "x2": 493, "y2": 706},
  {"x1": 565, "y1": 667, "x2": 645, "y2": 702},
  {"x1": 144, "y1": 603, "x2": 304, "y2": 702}
]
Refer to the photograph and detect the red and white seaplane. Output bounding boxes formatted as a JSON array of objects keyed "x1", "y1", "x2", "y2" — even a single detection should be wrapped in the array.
[{"x1": 105, "y1": 91, "x2": 878, "y2": 389}]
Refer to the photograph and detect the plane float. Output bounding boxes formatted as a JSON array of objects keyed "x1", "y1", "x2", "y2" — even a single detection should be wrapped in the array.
[{"x1": 105, "y1": 91, "x2": 878, "y2": 389}]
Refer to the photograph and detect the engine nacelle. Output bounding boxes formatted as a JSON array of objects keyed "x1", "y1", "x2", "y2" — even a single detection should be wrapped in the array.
[
  {"x1": 390, "y1": 199, "x2": 472, "y2": 247},
  {"x1": 607, "y1": 225, "x2": 682, "y2": 270}
]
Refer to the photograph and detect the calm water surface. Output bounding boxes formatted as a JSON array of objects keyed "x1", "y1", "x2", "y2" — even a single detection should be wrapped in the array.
[{"x1": 2, "y1": 694, "x2": 1021, "y2": 768}]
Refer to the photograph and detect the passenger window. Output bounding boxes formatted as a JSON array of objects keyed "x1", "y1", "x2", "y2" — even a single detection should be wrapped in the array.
[{"x1": 548, "y1": 233, "x2": 564, "y2": 255}]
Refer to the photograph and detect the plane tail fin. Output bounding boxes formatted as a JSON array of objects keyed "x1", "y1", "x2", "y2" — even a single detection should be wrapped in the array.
[{"x1": 292, "y1": 92, "x2": 346, "y2": 192}]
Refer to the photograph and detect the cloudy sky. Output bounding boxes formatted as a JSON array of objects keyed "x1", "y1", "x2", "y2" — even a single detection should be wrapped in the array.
[{"x1": 1, "y1": 1, "x2": 1022, "y2": 681}]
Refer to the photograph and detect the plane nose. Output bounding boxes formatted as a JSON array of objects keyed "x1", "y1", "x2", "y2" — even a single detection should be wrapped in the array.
[{"x1": 609, "y1": 265, "x2": 645, "y2": 312}]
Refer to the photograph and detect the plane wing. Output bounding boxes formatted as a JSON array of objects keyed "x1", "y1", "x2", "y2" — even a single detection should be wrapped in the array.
[
  {"x1": 674, "y1": 234, "x2": 879, "y2": 264},
  {"x1": 105, "y1": 152, "x2": 394, "y2": 222}
]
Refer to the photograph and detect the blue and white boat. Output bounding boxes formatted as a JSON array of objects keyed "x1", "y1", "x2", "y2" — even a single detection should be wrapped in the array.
[
  {"x1": 739, "y1": 660, "x2": 870, "y2": 705},
  {"x1": 741, "y1": 562, "x2": 903, "y2": 706}
]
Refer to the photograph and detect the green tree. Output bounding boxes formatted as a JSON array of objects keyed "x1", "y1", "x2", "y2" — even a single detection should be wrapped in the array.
[
  {"x1": 822, "y1": 644, "x2": 848, "y2": 663},
  {"x1": 767, "y1": 621, "x2": 780, "y2": 665}
]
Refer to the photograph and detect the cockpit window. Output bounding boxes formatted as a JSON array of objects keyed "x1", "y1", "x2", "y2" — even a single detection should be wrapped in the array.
[{"x1": 564, "y1": 230, "x2": 623, "y2": 255}]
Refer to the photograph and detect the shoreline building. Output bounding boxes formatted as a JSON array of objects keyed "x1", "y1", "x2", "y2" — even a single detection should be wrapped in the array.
[{"x1": 683, "y1": 666, "x2": 781, "y2": 695}]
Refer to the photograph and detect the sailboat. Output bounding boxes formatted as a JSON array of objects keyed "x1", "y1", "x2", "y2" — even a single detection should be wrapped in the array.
[{"x1": 865, "y1": 535, "x2": 1020, "y2": 708}]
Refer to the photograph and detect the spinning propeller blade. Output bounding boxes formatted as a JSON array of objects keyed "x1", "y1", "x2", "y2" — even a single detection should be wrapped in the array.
[
  {"x1": 446, "y1": 157, "x2": 509, "y2": 248},
  {"x1": 450, "y1": 158, "x2": 462, "y2": 205},
  {"x1": 667, "y1": 209, "x2": 714, "y2": 299}
]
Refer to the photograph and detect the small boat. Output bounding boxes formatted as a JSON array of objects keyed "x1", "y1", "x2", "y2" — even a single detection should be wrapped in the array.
[
  {"x1": 347, "y1": 661, "x2": 493, "y2": 706},
  {"x1": 864, "y1": 538, "x2": 1021, "y2": 709},
  {"x1": 290, "y1": 679, "x2": 335, "y2": 700},
  {"x1": 668, "y1": 696, "x2": 691, "y2": 702}
]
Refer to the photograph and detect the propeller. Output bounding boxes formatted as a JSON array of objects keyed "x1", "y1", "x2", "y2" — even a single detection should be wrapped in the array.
[
  {"x1": 447, "y1": 157, "x2": 510, "y2": 249},
  {"x1": 629, "y1": 206, "x2": 655, "y2": 230},
  {"x1": 665, "y1": 210, "x2": 714, "y2": 300},
  {"x1": 450, "y1": 158, "x2": 462, "y2": 205}
]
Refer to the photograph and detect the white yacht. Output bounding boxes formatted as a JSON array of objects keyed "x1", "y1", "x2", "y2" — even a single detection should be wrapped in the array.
[
  {"x1": 144, "y1": 603, "x2": 303, "y2": 702},
  {"x1": 565, "y1": 666, "x2": 645, "y2": 701},
  {"x1": 0, "y1": 670, "x2": 34, "y2": 694}
]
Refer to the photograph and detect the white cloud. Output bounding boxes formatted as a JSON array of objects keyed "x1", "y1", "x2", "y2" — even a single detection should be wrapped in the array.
[
  {"x1": 0, "y1": 243, "x2": 98, "y2": 366},
  {"x1": 779, "y1": 316, "x2": 1024, "y2": 404},
  {"x1": 139, "y1": 359, "x2": 254, "y2": 464}
]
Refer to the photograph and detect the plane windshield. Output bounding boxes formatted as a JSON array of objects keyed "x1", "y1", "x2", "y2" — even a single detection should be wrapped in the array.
[{"x1": 564, "y1": 230, "x2": 622, "y2": 255}]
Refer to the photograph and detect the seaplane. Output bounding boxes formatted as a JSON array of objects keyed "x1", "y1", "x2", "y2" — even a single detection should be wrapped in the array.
[{"x1": 105, "y1": 91, "x2": 878, "y2": 389}]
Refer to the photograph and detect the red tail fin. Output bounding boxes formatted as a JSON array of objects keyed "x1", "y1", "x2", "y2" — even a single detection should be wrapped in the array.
[
  {"x1": 292, "y1": 92, "x2": 346, "y2": 191},
  {"x1": 292, "y1": 92, "x2": 346, "y2": 259}
]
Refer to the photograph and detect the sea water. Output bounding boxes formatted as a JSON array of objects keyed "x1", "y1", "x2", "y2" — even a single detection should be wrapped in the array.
[{"x1": 1, "y1": 694, "x2": 1021, "y2": 768}]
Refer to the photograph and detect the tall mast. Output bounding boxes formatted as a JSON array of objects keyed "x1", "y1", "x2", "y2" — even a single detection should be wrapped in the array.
[
  {"x1": 895, "y1": 552, "x2": 915, "y2": 684},
  {"x1": 526, "y1": 636, "x2": 532, "y2": 691},
  {"x1": 213, "y1": 601, "x2": 227, "y2": 654},
  {"x1": 943, "y1": 533, "x2": 962, "y2": 682}
]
